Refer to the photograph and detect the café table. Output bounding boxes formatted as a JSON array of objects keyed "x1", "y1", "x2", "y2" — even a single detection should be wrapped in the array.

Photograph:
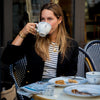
[{"x1": 33, "y1": 85, "x2": 100, "y2": 100}]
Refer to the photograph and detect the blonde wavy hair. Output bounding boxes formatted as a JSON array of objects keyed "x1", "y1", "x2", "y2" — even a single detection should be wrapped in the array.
[{"x1": 35, "y1": 2, "x2": 70, "y2": 61}]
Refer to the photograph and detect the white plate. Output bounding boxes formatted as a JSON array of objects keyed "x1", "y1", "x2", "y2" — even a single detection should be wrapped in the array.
[
  {"x1": 48, "y1": 76, "x2": 87, "y2": 87},
  {"x1": 64, "y1": 84, "x2": 100, "y2": 97}
]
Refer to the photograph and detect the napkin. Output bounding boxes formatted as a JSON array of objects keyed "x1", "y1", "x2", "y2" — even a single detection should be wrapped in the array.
[{"x1": 17, "y1": 82, "x2": 50, "y2": 98}]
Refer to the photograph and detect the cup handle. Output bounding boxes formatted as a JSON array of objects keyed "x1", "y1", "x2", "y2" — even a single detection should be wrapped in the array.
[{"x1": 35, "y1": 23, "x2": 39, "y2": 32}]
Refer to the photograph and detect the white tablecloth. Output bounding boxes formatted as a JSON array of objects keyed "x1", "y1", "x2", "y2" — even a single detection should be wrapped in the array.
[{"x1": 33, "y1": 86, "x2": 100, "y2": 100}]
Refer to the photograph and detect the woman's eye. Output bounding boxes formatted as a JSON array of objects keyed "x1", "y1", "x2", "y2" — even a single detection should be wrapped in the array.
[
  {"x1": 41, "y1": 18, "x2": 44, "y2": 21},
  {"x1": 48, "y1": 18, "x2": 52, "y2": 20}
]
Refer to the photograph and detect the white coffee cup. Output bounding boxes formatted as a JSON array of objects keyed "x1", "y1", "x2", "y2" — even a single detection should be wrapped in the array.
[{"x1": 36, "y1": 22, "x2": 51, "y2": 37}]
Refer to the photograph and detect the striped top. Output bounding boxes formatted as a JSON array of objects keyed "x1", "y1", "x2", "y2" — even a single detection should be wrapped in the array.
[{"x1": 42, "y1": 42, "x2": 59, "y2": 79}]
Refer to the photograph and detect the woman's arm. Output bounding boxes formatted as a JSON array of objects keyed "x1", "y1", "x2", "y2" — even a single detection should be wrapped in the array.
[
  {"x1": 1, "y1": 23, "x2": 36, "y2": 65},
  {"x1": 12, "y1": 23, "x2": 36, "y2": 46},
  {"x1": 67, "y1": 39, "x2": 79, "y2": 75}
]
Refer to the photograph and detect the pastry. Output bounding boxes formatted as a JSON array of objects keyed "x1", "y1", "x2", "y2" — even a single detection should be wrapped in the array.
[
  {"x1": 68, "y1": 79, "x2": 78, "y2": 83},
  {"x1": 55, "y1": 80, "x2": 66, "y2": 85}
]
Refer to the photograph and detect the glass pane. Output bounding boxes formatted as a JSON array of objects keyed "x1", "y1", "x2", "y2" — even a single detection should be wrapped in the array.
[
  {"x1": 13, "y1": 0, "x2": 28, "y2": 38},
  {"x1": 85, "y1": 0, "x2": 100, "y2": 41},
  {"x1": 58, "y1": 0, "x2": 74, "y2": 37},
  {"x1": 26, "y1": 0, "x2": 50, "y2": 23}
]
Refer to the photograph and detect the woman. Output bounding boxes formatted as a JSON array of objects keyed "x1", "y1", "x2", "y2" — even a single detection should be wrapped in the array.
[{"x1": 1, "y1": 2, "x2": 79, "y2": 86}]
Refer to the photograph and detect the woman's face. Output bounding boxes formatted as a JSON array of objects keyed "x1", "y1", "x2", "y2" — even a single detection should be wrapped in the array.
[{"x1": 41, "y1": 9, "x2": 62, "y2": 35}]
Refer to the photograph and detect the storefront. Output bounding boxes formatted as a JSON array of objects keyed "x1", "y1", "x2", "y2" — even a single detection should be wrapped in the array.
[{"x1": 0, "y1": 0, "x2": 86, "y2": 47}]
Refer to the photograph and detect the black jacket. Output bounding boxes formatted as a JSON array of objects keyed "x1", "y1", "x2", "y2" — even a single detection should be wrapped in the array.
[{"x1": 1, "y1": 34, "x2": 79, "y2": 86}]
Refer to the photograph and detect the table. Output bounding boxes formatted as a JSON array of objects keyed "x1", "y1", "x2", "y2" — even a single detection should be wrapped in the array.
[{"x1": 33, "y1": 86, "x2": 100, "y2": 100}]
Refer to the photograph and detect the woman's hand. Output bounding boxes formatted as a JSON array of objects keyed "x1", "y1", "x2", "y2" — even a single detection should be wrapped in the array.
[
  {"x1": 12, "y1": 23, "x2": 37, "y2": 45},
  {"x1": 20, "y1": 23, "x2": 37, "y2": 36}
]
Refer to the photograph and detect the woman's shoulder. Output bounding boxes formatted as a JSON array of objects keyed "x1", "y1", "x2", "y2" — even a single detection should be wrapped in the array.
[{"x1": 66, "y1": 37, "x2": 78, "y2": 47}]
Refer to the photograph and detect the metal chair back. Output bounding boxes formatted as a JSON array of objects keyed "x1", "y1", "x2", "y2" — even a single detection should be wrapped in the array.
[
  {"x1": 84, "y1": 40, "x2": 100, "y2": 71},
  {"x1": 76, "y1": 47, "x2": 95, "y2": 77},
  {"x1": 9, "y1": 56, "x2": 27, "y2": 100}
]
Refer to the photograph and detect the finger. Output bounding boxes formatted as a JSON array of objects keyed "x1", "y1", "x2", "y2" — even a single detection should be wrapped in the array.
[
  {"x1": 29, "y1": 23, "x2": 36, "y2": 28},
  {"x1": 29, "y1": 27, "x2": 36, "y2": 32},
  {"x1": 29, "y1": 28, "x2": 37, "y2": 35}
]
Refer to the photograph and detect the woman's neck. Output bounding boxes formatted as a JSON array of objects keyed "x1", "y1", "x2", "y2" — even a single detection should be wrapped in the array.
[{"x1": 50, "y1": 30, "x2": 58, "y2": 43}]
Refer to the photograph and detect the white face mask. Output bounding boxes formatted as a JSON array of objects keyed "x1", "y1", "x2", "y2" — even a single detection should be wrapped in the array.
[{"x1": 35, "y1": 22, "x2": 51, "y2": 37}]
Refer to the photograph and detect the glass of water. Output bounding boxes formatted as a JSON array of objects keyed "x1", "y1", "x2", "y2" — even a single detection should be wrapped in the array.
[{"x1": 43, "y1": 84, "x2": 54, "y2": 96}]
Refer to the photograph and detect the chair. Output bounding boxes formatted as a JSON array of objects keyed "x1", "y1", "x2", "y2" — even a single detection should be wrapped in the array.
[
  {"x1": 84, "y1": 40, "x2": 100, "y2": 71},
  {"x1": 76, "y1": 47, "x2": 95, "y2": 77},
  {"x1": 9, "y1": 56, "x2": 27, "y2": 100}
]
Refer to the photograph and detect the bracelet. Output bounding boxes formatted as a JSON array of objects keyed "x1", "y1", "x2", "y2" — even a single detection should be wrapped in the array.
[{"x1": 19, "y1": 32, "x2": 26, "y2": 39}]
